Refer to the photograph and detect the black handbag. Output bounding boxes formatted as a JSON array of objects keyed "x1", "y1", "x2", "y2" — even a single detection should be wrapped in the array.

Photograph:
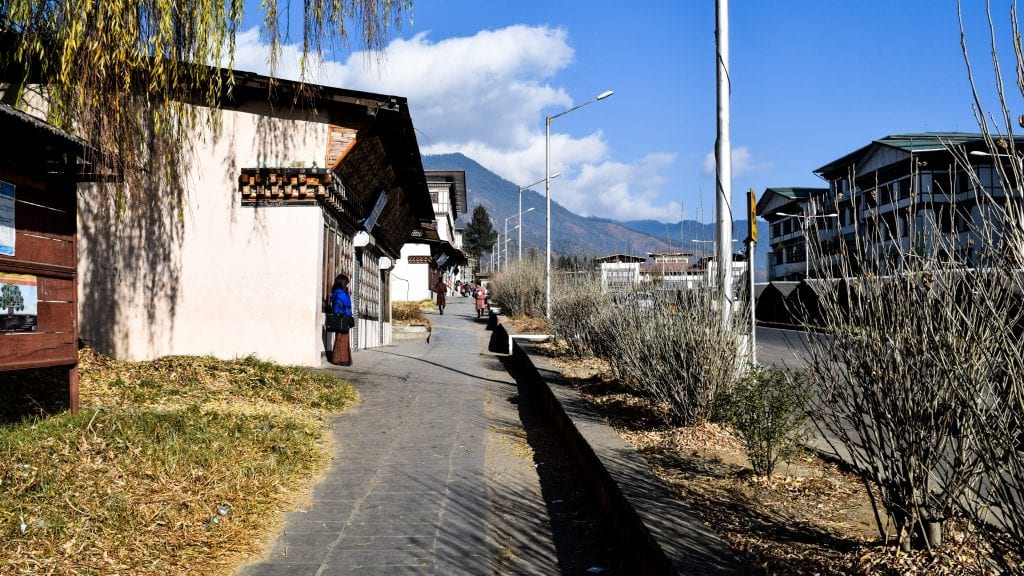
[{"x1": 326, "y1": 313, "x2": 353, "y2": 333}]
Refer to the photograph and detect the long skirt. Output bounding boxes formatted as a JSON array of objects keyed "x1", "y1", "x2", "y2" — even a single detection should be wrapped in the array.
[{"x1": 332, "y1": 331, "x2": 351, "y2": 364}]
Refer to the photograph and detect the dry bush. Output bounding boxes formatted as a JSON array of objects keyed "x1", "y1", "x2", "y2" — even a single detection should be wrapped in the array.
[
  {"x1": 489, "y1": 258, "x2": 546, "y2": 318},
  {"x1": 790, "y1": 6, "x2": 1024, "y2": 561},
  {"x1": 801, "y1": 145, "x2": 1024, "y2": 555},
  {"x1": 602, "y1": 287, "x2": 747, "y2": 427},
  {"x1": 549, "y1": 270, "x2": 612, "y2": 358},
  {"x1": 957, "y1": 7, "x2": 1024, "y2": 566},
  {"x1": 392, "y1": 300, "x2": 432, "y2": 323}
]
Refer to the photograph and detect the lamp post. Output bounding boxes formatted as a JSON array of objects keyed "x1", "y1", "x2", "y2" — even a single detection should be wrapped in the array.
[
  {"x1": 518, "y1": 173, "x2": 559, "y2": 262},
  {"x1": 774, "y1": 211, "x2": 839, "y2": 278},
  {"x1": 546, "y1": 90, "x2": 614, "y2": 318},
  {"x1": 505, "y1": 206, "x2": 536, "y2": 269}
]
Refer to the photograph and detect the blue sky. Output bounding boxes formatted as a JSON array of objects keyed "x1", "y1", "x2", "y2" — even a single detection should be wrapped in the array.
[{"x1": 236, "y1": 1, "x2": 1024, "y2": 223}]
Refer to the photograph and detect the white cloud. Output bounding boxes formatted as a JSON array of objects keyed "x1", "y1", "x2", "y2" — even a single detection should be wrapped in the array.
[
  {"x1": 557, "y1": 153, "x2": 682, "y2": 222},
  {"x1": 702, "y1": 146, "x2": 772, "y2": 177},
  {"x1": 231, "y1": 25, "x2": 685, "y2": 223}
]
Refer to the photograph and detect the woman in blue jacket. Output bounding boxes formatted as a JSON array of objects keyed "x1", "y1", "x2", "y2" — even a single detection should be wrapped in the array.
[{"x1": 330, "y1": 274, "x2": 353, "y2": 366}]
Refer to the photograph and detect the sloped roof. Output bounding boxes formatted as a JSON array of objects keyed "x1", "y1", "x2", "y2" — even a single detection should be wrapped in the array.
[
  {"x1": 222, "y1": 70, "x2": 434, "y2": 256},
  {"x1": 813, "y1": 132, "x2": 1024, "y2": 178},
  {"x1": 757, "y1": 187, "x2": 827, "y2": 220},
  {"x1": 425, "y1": 170, "x2": 468, "y2": 216},
  {"x1": 0, "y1": 104, "x2": 89, "y2": 180},
  {"x1": 596, "y1": 253, "x2": 646, "y2": 263}
]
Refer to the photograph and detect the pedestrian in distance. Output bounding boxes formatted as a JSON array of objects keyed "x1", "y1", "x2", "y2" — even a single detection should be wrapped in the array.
[
  {"x1": 474, "y1": 282, "x2": 488, "y2": 318},
  {"x1": 330, "y1": 273, "x2": 353, "y2": 366},
  {"x1": 435, "y1": 277, "x2": 447, "y2": 315}
]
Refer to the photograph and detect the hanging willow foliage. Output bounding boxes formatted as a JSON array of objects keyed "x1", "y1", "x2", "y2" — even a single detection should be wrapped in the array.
[{"x1": 0, "y1": 0, "x2": 410, "y2": 213}]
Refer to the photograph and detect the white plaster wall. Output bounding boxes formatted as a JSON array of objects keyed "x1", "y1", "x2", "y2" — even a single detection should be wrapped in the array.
[
  {"x1": 390, "y1": 243, "x2": 432, "y2": 302},
  {"x1": 79, "y1": 104, "x2": 331, "y2": 366}
]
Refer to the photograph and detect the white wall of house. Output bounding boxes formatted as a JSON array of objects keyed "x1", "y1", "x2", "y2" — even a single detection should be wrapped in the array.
[
  {"x1": 390, "y1": 243, "x2": 432, "y2": 302},
  {"x1": 78, "y1": 104, "x2": 339, "y2": 366},
  {"x1": 600, "y1": 262, "x2": 641, "y2": 291}
]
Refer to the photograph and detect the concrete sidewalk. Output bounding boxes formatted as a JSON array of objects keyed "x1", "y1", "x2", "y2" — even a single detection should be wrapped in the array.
[{"x1": 237, "y1": 297, "x2": 605, "y2": 575}]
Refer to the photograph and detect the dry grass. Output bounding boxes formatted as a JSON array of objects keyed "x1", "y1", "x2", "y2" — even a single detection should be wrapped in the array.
[
  {"x1": 0, "y1": 349, "x2": 357, "y2": 575},
  {"x1": 392, "y1": 299, "x2": 434, "y2": 325},
  {"x1": 552, "y1": 355, "x2": 1005, "y2": 575}
]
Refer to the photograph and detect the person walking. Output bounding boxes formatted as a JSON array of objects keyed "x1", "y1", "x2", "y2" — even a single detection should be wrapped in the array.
[
  {"x1": 474, "y1": 282, "x2": 488, "y2": 318},
  {"x1": 435, "y1": 277, "x2": 447, "y2": 315},
  {"x1": 330, "y1": 274, "x2": 353, "y2": 366}
]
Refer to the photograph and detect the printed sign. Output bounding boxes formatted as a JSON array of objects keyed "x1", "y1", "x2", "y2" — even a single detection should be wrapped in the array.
[
  {"x1": 0, "y1": 180, "x2": 14, "y2": 256},
  {"x1": 0, "y1": 273, "x2": 37, "y2": 332},
  {"x1": 408, "y1": 255, "x2": 431, "y2": 264}
]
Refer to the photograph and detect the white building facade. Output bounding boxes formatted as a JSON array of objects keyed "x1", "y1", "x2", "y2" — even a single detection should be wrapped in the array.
[{"x1": 77, "y1": 72, "x2": 433, "y2": 366}]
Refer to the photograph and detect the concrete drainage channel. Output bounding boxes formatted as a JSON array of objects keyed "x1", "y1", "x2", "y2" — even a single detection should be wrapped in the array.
[{"x1": 490, "y1": 314, "x2": 744, "y2": 576}]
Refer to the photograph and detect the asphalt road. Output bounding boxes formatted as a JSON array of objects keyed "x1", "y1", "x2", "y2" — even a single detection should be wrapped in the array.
[{"x1": 755, "y1": 326, "x2": 815, "y2": 369}]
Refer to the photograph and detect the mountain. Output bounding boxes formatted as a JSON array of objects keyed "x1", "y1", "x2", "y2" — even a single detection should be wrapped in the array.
[{"x1": 421, "y1": 153, "x2": 766, "y2": 271}]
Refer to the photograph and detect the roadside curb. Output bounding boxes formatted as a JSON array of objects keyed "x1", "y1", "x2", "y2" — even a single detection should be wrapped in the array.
[{"x1": 492, "y1": 317, "x2": 744, "y2": 576}]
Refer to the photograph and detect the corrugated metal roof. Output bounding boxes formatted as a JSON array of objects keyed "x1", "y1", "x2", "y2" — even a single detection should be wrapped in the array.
[
  {"x1": 596, "y1": 253, "x2": 646, "y2": 263},
  {"x1": 756, "y1": 187, "x2": 827, "y2": 217},
  {"x1": 874, "y1": 132, "x2": 983, "y2": 152},
  {"x1": 0, "y1": 103, "x2": 91, "y2": 180},
  {"x1": 762, "y1": 187, "x2": 822, "y2": 200},
  {"x1": 814, "y1": 132, "x2": 1024, "y2": 177}
]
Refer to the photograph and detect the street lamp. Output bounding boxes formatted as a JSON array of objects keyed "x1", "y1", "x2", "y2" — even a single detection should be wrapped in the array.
[
  {"x1": 774, "y1": 211, "x2": 839, "y2": 278},
  {"x1": 545, "y1": 89, "x2": 614, "y2": 318},
  {"x1": 517, "y1": 173, "x2": 559, "y2": 262},
  {"x1": 504, "y1": 206, "x2": 536, "y2": 269},
  {"x1": 969, "y1": 149, "x2": 1024, "y2": 173}
]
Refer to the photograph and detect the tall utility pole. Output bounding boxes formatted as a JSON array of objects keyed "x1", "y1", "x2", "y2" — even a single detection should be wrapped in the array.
[{"x1": 715, "y1": 0, "x2": 734, "y2": 328}]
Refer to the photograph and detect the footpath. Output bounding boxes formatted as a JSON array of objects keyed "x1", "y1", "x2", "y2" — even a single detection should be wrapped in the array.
[{"x1": 237, "y1": 296, "x2": 739, "y2": 575}]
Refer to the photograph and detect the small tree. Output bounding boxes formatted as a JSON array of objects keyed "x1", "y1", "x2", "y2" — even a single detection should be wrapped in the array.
[
  {"x1": 1, "y1": 283, "x2": 25, "y2": 317},
  {"x1": 462, "y1": 205, "x2": 498, "y2": 267}
]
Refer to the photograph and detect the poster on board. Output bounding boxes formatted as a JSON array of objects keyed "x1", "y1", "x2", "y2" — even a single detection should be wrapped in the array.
[
  {"x1": 0, "y1": 273, "x2": 37, "y2": 332},
  {"x1": 0, "y1": 180, "x2": 14, "y2": 256}
]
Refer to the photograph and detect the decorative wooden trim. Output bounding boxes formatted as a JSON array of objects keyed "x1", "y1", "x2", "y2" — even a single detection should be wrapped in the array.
[{"x1": 239, "y1": 167, "x2": 349, "y2": 211}]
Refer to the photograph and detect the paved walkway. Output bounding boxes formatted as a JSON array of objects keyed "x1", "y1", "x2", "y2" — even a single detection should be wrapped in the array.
[{"x1": 237, "y1": 296, "x2": 599, "y2": 575}]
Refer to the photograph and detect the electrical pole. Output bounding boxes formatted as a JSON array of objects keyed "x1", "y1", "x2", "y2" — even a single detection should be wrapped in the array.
[{"x1": 716, "y1": 0, "x2": 734, "y2": 327}]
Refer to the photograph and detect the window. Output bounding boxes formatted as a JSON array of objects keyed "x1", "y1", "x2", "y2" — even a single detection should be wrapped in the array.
[
  {"x1": 898, "y1": 177, "x2": 911, "y2": 200},
  {"x1": 322, "y1": 216, "x2": 354, "y2": 303},
  {"x1": 357, "y1": 252, "x2": 381, "y2": 321}
]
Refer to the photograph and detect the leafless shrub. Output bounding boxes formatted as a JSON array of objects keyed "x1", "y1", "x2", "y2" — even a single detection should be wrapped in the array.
[
  {"x1": 951, "y1": 3, "x2": 1024, "y2": 564},
  {"x1": 497, "y1": 260, "x2": 748, "y2": 426},
  {"x1": 603, "y1": 286, "x2": 747, "y2": 426},
  {"x1": 549, "y1": 270, "x2": 612, "y2": 358},
  {"x1": 799, "y1": 130, "x2": 1024, "y2": 554},
  {"x1": 489, "y1": 258, "x2": 546, "y2": 318}
]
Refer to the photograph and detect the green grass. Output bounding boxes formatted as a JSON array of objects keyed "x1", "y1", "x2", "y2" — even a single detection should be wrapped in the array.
[{"x1": 0, "y1": 350, "x2": 357, "y2": 575}]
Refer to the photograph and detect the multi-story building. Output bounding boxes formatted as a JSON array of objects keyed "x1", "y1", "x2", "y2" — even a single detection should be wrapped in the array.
[
  {"x1": 639, "y1": 251, "x2": 693, "y2": 288},
  {"x1": 596, "y1": 254, "x2": 645, "y2": 291},
  {"x1": 391, "y1": 170, "x2": 467, "y2": 301},
  {"x1": 760, "y1": 133, "x2": 1024, "y2": 280},
  {"x1": 757, "y1": 187, "x2": 829, "y2": 280}
]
